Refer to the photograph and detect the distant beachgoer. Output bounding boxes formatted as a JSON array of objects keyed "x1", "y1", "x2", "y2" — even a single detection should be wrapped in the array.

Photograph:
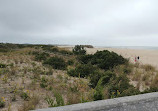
[
  {"x1": 135, "y1": 57, "x2": 137, "y2": 62},
  {"x1": 137, "y1": 56, "x2": 139, "y2": 60}
]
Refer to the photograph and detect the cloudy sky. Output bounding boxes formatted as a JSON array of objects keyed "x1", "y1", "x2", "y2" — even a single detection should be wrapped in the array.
[{"x1": 0, "y1": 0, "x2": 158, "y2": 46}]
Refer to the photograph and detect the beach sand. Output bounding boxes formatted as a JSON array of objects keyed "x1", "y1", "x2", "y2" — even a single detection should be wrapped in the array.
[{"x1": 86, "y1": 47, "x2": 158, "y2": 69}]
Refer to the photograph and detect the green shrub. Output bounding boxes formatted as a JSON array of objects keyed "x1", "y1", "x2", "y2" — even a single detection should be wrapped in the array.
[
  {"x1": 107, "y1": 74, "x2": 134, "y2": 98},
  {"x1": 91, "y1": 72, "x2": 138, "y2": 99},
  {"x1": 67, "y1": 68, "x2": 78, "y2": 77},
  {"x1": 89, "y1": 71, "x2": 115, "y2": 88},
  {"x1": 67, "y1": 64, "x2": 95, "y2": 78},
  {"x1": 60, "y1": 50, "x2": 73, "y2": 55},
  {"x1": 0, "y1": 48, "x2": 9, "y2": 52},
  {"x1": 97, "y1": 71, "x2": 115, "y2": 87},
  {"x1": 0, "y1": 43, "x2": 16, "y2": 52},
  {"x1": 112, "y1": 74, "x2": 131, "y2": 91},
  {"x1": 35, "y1": 52, "x2": 50, "y2": 61},
  {"x1": 20, "y1": 91, "x2": 30, "y2": 100},
  {"x1": 43, "y1": 56, "x2": 67, "y2": 70},
  {"x1": 78, "y1": 50, "x2": 127, "y2": 71},
  {"x1": 0, "y1": 97, "x2": 5, "y2": 108},
  {"x1": 67, "y1": 60, "x2": 74, "y2": 65},
  {"x1": 75, "y1": 64, "x2": 95, "y2": 78},
  {"x1": 120, "y1": 87, "x2": 140, "y2": 97},
  {"x1": 78, "y1": 54, "x2": 93, "y2": 64},
  {"x1": 54, "y1": 92, "x2": 64, "y2": 106},
  {"x1": 73, "y1": 45, "x2": 86, "y2": 55},
  {"x1": 91, "y1": 50, "x2": 127, "y2": 70},
  {"x1": 0, "y1": 63, "x2": 7, "y2": 68},
  {"x1": 40, "y1": 82, "x2": 48, "y2": 88},
  {"x1": 93, "y1": 89, "x2": 103, "y2": 101},
  {"x1": 42, "y1": 45, "x2": 54, "y2": 51},
  {"x1": 89, "y1": 70, "x2": 103, "y2": 88},
  {"x1": 40, "y1": 76, "x2": 48, "y2": 88}
]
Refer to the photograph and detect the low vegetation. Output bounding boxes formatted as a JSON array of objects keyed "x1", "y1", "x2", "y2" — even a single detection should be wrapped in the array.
[
  {"x1": 0, "y1": 43, "x2": 157, "y2": 111},
  {"x1": 43, "y1": 56, "x2": 67, "y2": 70}
]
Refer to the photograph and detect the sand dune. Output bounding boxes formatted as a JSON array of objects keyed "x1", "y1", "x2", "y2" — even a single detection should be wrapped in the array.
[{"x1": 86, "y1": 47, "x2": 158, "y2": 69}]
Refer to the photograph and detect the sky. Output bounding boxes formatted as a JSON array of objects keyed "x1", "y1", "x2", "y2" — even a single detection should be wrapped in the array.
[{"x1": 0, "y1": 0, "x2": 158, "y2": 46}]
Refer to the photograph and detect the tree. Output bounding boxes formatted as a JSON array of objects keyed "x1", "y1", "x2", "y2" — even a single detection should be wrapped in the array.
[{"x1": 72, "y1": 45, "x2": 86, "y2": 55}]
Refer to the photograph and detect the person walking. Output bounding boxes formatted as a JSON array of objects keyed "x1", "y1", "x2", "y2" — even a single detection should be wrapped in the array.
[{"x1": 135, "y1": 56, "x2": 137, "y2": 62}]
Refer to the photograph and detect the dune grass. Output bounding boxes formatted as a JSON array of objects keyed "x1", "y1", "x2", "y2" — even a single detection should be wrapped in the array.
[{"x1": 0, "y1": 44, "x2": 157, "y2": 111}]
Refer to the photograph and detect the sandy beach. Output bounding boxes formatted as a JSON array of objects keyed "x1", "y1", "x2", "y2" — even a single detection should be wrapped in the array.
[{"x1": 86, "y1": 47, "x2": 158, "y2": 69}]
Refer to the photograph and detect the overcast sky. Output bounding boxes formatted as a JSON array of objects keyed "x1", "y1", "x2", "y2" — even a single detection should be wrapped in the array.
[{"x1": 0, "y1": 0, "x2": 158, "y2": 46}]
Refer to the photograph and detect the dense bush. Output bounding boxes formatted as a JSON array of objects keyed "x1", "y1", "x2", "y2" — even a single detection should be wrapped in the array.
[
  {"x1": 92, "y1": 71, "x2": 140, "y2": 99},
  {"x1": 43, "y1": 56, "x2": 67, "y2": 70},
  {"x1": 67, "y1": 64, "x2": 95, "y2": 78},
  {"x1": 96, "y1": 71, "x2": 115, "y2": 87},
  {"x1": 35, "y1": 52, "x2": 50, "y2": 61},
  {"x1": 78, "y1": 50, "x2": 127, "y2": 70},
  {"x1": 89, "y1": 70, "x2": 114, "y2": 88},
  {"x1": 93, "y1": 89, "x2": 103, "y2": 101},
  {"x1": 0, "y1": 48, "x2": 9, "y2": 52},
  {"x1": 59, "y1": 50, "x2": 73, "y2": 55},
  {"x1": 73, "y1": 45, "x2": 86, "y2": 55},
  {"x1": 42, "y1": 45, "x2": 59, "y2": 53},
  {"x1": 91, "y1": 50, "x2": 127, "y2": 70},
  {"x1": 51, "y1": 48, "x2": 59, "y2": 52},
  {"x1": 67, "y1": 60, "x2": 74, "y2": 65},
  {"x1": 0, "y1": 63, "x2": 7, "y2": 68},
  {"x1": 106, "y1": 74, "x2": 138, "y2": 98},
  {"x1": 67, "y1": 68, "x2": 77, "y2": 77},
  {"x1": 78, "y1": 54, "x2": 93, "y2": 64},
  {"x1": 89, "y1": 70, "x2": 103, "y2": 88},
  {"x1": 0, "y1": 43, "x2": 18, "y2": 49},
  {"x1": 120, "y1": 87, "x2": 140, "y2": 97},
  {"x1": 75, "y1": 64, "x2": 95, "y2": 78},
  {"x1": 41, "y1": 45, "x2": 54, "y2": 51},
  {"x1": 0, "y1": 43, "x2": 29, "y2": 52}
]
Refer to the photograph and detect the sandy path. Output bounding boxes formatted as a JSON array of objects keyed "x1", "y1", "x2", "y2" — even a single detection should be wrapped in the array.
[{"x1": 86, "y1": 48, "x2": 158, "y2": 69}]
